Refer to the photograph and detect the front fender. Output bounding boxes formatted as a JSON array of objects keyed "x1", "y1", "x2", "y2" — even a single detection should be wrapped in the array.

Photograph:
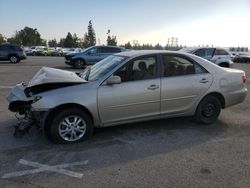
[{"x1": 31, "y1": 83, "x2": 101, "y2": 126}]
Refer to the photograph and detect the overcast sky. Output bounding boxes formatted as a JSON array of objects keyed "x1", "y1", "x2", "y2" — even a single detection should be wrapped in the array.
[{"x1": 0, "y1": 0, "x2": 249, "y2": 47}]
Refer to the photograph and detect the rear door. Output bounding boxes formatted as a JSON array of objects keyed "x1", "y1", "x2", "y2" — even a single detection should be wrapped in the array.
[
  {"x1": 160, "y1": 54, "x2": 213, "y2": 115},
  {"x1": 211, "y1": 48, "x2": 230, "y2": 63}
]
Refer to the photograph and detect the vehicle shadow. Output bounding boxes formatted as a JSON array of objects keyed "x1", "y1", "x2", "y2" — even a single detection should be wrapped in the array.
[
  {"x1": 2, "y1": 116, "x2": 229, "y2": 174},
  {"x1": 0, "y1": 61, "x2": 12, "y2": 65}
]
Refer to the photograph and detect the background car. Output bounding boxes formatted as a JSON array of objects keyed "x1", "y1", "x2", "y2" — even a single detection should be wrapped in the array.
[
  {"x1": 50, "y1": 48, "x2": 63, "y2": 56},
  {"x1": 0, "y1": 44, "x2": 26, "y2": 63},
  {"x1": 8, "y1": 50, "x2": 247, "y2": 143},
  {"x1": 65, "y1": 45, "x2": 125, "y2": 69},
  {"x1": 25, "y1": 46, "x2": 46, "y2": 56},
  {"x1": 35, "y1": 47, "x2": 54, "y2": 56},
  {"x1": 233, "y1": 52, "x2": 250, "y2": 63},
  {"x1": 179, "y1": 47, "x2": 234, "y2": 67}
]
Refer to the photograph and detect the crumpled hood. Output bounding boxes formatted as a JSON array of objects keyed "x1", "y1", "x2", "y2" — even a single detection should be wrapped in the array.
[{"x1": 28, "y1": 67, "x2": 87, "y2": 87}]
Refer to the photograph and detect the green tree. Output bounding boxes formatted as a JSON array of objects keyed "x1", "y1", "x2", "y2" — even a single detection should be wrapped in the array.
[
  {"x1": 106, "y1": 29, "x2": 117, "y2": 46},
  {"x1": 8, "y1": 27, "x2": 44, "y2": 46},
  {"x1": 154, "y1": 43, "x2": 163, "y2": 50},
  {"x1": 81, "y1": 32, "x2": 89, "y2": 48},
  {"x1": 48, "y1": 39, "x2": 57, "y2": 47},
  {"x1": 64, "y1": 32, "x2": 74, "y2": 48},
  {"x1": 58, "y1": 38, "x2": 65, "y2": 47},
  {"x1": 107, "y1": 35, "x2": 117, "y2": 46},
  {"x1": 41, "y1": 39, "x2": 47, "y2": 46},
  {"x1": 86, "y1": 20, "x2": 96, "y2": 47},
  {"x1": 124, "y1": 42, "x2": 132, "y2": 49},
  {"x1": 72, "y1": 33, "x2": 80, "y2": 47},
  {"x1": 0, "y1": 34, "x2": 6, "y2": 44}
]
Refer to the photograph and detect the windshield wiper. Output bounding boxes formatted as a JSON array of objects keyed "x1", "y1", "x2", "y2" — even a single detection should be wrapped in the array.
[{"x1": 85, "y1": 67, "x2": 91, "y2": 81}]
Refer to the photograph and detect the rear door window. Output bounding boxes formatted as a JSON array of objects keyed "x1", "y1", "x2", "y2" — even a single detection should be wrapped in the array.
[
  {"x1": 194, "y1": 49, "x2": 206, "y2": 57},
  {"x1": 162, "y1": 55, "x2": 207, "y2": 77},
  {"x1": 110, "y1": 47, "x2": 121, "y2": 53},
  {"x1": 194, "y1": 48, "x2": 214, "y2": 58},
  {"x1": 214, "y1": 49, "x2": 229, "y2": 55}
]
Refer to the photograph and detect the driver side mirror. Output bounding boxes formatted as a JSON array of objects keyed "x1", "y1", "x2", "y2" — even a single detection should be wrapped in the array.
[{"x1": 106, "y1": 76, "x2": 121, "y2": 85}]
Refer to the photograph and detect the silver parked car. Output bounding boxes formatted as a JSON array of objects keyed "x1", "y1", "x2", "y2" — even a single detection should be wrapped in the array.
[
  {"x1": 7, "y1": 50, "x2": 247, "y2": 143},
  {"x1": 179, "y1": 47, "x2": 234, "y2": 67}
]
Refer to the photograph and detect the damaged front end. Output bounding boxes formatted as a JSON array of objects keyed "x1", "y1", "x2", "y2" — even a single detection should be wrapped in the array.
[
  {"x1": 7, "y1": 67, "x2": 88, "y2": 136},
  {"x1": 7, "y1": 82, "x2": 36, "y2": 136}
]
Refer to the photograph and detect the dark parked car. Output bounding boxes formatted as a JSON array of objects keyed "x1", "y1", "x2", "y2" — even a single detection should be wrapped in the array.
[
  {"x1": 233, "y1": 52, "x2": 250, "y2": 63},
  {"x1": 0, "y1": 44, "x2": 26, "y2": 63},
  {"x1": 65, "y1": 45, "x2": 125, "y2": 69}
]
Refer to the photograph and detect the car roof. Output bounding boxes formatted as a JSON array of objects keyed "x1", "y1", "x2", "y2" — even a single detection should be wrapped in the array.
[
  {"x1": 95, "y1": 45, "x2": 124, "y2": 49},
  {"x1": 115, "y1": 50, "x2": 187, "y2": 58}
]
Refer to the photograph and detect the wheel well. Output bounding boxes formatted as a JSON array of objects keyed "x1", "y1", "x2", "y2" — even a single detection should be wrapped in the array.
[
  {"x1": 73, "y1": 58, "x2": 85, "y2": 63},
  {"x1": 219, "y1": 62, "x2": 229, "y2": 67},
  {"x1": 44, "y1": 103, "x2": 93, "y2": 135},
  {"x1": 8, "y1": 54, "x2": 18, "y2": 58},
  {"x1": 203, "y1": 92, "x2": 225, "y2": 108}
]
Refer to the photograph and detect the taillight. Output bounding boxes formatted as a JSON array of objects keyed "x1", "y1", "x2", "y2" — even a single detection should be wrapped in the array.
[{"x1": 242, "y1": 73, "x2": 246, "y2": 83}]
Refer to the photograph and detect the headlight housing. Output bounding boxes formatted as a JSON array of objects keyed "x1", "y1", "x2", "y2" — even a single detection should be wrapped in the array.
[{"x1": 32, "y1": 96, "x2": 42, "y2": 103}]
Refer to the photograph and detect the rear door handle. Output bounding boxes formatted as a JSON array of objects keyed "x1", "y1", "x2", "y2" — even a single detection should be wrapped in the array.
[
  {"x1": 200, "y1": 78, "x2": 209, "y2": 83},
  {"x1": 147, "y1": 84, "x2": 159, "y2": 90}
]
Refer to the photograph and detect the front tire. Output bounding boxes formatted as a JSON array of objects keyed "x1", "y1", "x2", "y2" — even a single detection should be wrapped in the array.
[
  {"x1": 194, "y1": 95, "x2": 221, "y2": 124},
  {"x1": 50, "y1": 109, "x2": 93, "y2": 144},
  {"x1": 74, "y1": 59, "x2": 85, "y2": 69}
]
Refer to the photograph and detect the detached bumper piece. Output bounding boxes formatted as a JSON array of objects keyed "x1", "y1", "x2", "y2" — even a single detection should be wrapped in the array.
[{"x1": 13, "y1": 113, "x2": 35, "y2": 137}]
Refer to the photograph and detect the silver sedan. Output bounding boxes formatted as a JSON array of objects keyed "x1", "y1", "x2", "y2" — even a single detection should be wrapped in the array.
[{"x1": 7, "y1": 50, "x2": 247, "y2": 143}]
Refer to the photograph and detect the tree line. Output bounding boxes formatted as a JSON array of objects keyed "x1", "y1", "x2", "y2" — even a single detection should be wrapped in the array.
[
  {"x1": 0, "y1": 19, "x2": 186, "y2": 50},
  {"x1": 0, "y1": 20, "x2": 118, "y2": 48},
  {"x1": 0, "y1": 24, "x2": 184, "y2": 50},
  {"x1": 0, "y1": 20, "x2": 179, "y2": 50}
]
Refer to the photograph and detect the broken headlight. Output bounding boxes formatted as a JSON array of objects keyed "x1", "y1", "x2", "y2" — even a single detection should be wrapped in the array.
[{"x1": 32, "y1": 96, "x2": 42, "y2": 103}]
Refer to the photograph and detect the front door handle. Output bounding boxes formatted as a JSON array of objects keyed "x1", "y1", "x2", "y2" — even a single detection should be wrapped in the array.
[
  {"x1": 200, "y1": 78, "x2": 209, "y2": 83},
  {"x1": 147, "y1": 84, "x2": 159, "y2": 90}
]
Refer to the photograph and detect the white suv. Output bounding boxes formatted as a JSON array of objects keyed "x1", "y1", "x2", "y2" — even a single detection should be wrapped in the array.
[{"x1": 180, "y1": 47, "x2": 234, "y2": 67}]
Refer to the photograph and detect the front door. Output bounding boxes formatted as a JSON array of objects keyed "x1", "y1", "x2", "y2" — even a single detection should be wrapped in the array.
[
  {"x1": 87, "y1": 47, "x2": 102, "y2": 64},
  {"x1": 97, "y1": 56, "x2": 161, "y2": 125}
]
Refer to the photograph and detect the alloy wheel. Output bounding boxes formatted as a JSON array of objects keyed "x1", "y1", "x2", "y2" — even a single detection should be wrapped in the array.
[{"x1": 58, "y1": 115, "x2": 87, "y2": 142}]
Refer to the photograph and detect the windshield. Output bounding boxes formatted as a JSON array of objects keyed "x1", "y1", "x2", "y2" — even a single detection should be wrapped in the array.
[{"x1": 80, "y1": 55, "x2": 126, "y2": 81}]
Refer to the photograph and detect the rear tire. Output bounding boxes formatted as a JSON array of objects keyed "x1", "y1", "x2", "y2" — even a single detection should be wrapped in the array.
[
  {"x1": 9, "y1": 55, "x2": 19, "y2": 64},
  {"x1": 74, "y1": 59, "x2": 85, "y2": 69},
  {"x1": 194, "y1": 95, "x2": 221, "y2": 124},
  {"x1": 49, "y1": 108, "x2": 93, "y2": 144}
]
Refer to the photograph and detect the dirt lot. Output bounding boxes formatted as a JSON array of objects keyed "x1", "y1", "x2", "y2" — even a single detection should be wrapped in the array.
[{"x1": 0, "y1": 57, "x2": 250, "y2": 188}]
